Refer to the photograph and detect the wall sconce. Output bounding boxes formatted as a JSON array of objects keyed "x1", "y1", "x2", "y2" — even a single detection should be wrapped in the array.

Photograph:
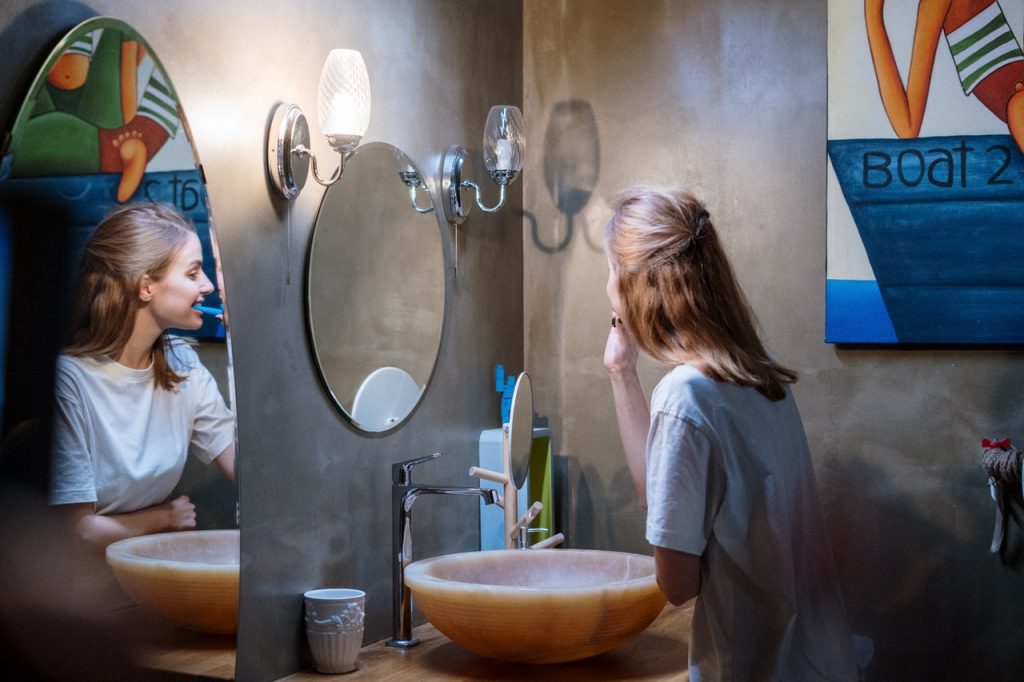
[
  {"x1": 442, "y1": 105, "x2": 525, "y2": 225},
  {"x1": 267, "y1": 49, "x2": 371, "y2": 200}
]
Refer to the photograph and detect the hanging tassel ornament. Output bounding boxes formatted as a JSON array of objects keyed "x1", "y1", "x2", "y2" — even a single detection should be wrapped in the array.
[{"x1": 980, "y1": 437, "x2": 1022, "y2": 559}]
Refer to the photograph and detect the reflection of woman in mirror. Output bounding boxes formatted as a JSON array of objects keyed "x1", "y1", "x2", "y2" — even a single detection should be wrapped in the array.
[
  {"x1": 49, "y1": 203, "x2": 235, "y2": 550},
  {"x1": 865, "y1": 0, "x2": 1024, "y2": 153}
]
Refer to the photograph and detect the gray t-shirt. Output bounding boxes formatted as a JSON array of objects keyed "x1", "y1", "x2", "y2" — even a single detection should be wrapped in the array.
[
  {"x1": 646, "y1": 364, "x2": 857, "y2": 681},
  {"x1": 50, "y1": 339, "x2": 235, "y2": 514}
]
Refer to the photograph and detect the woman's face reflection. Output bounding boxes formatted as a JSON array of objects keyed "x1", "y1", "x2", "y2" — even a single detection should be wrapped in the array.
[{"x1": 142, "y1": 233, "x2": 213, "y2": 332}]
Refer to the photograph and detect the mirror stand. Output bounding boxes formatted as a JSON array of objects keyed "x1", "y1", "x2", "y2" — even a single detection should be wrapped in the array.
[{"x1": 470, "y1": 372, "x2": 537, "y2": 548}]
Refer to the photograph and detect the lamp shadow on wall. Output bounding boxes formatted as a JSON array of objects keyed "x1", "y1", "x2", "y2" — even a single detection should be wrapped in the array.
[
  {"x1": 524, "y1": 100, "x2": 600, "y2": 255},
  {"x1": 820, "y1": 452, "x2": 1024, "y2": 679},
  {"x1": 557, "y1": 455, "x2": 648, "y2": 557}
]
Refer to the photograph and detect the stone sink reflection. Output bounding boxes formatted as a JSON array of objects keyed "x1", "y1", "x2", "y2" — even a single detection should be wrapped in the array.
[
  {"x1": 105, "y1": 529, "x2": 239, "y2": 634},
  {"x1": 403, "y1": 548, "x2": 666, "y2": 664}
]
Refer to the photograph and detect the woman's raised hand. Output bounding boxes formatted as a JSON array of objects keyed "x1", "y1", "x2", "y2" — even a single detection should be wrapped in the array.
[{"x1": 604, "y1": 312, "x2": 639, "y2": 376}]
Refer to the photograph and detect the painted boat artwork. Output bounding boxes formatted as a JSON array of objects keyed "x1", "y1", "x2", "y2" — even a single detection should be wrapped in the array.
[{"x1": 827, "y1": 134, "x2": 1024, "y2": 345}]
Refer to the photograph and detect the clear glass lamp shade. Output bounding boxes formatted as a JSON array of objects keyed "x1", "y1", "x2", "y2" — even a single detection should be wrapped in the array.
[
  {"x1": 317, "y1": 49, "x2": 371, "y2": 152},
  {"x1": 482, "y1": 105, "x2": 525, "y2": 184}
]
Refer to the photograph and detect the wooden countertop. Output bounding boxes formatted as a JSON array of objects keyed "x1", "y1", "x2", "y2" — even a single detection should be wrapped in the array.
[
  {"x1": 109, "y1": 606, "x2": 236, "y2": 679},
  {"x1": 104, "y1": 596, "x2": 691, "y2": 680},
  {"x1": 132, "y1": 629, "x2": 236, "y2": 679},
  {"x1": 282, "y1": 601, "x2": 693, "y2": 681}
]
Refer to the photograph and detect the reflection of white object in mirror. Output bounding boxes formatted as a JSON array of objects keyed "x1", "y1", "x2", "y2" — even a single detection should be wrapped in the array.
[
  {"x1": 494, "y1": 138, "x2": 513, "y2": 170},
  {"x1": 351, "y1": 367, "x2": 421, "y2": 431}
]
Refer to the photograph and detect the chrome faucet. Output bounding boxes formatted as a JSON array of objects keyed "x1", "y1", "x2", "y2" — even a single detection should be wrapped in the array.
[{"x1": 386, "y1": 452, "x2": 499, "y2": 648}]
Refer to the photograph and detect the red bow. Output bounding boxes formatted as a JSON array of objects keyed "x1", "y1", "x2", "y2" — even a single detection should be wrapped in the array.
[{"x1": 982, "y1": 438, "x2": 1012, "y2": 449}]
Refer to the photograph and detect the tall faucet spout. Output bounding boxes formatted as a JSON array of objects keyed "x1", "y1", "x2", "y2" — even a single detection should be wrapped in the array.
[
  {"x1": 405, "y1": 486, "x2": 499, "y2": 510},
  {"x1": 387, "y1": 481, "x2": 498, "y2": 648}
]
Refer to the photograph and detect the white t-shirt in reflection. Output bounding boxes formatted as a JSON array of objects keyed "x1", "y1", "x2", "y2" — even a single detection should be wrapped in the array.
[{"x1": 50, "y1": 338, "x2": 234, "y2": 514}]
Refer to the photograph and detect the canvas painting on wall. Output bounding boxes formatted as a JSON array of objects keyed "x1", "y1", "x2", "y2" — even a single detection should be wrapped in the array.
[
  {"x1": 0, "y1": 17, "x2": 224, "y2": 340},
  {"x1": 827, "y1": 1, "x2": 1024, "y2": 344}
]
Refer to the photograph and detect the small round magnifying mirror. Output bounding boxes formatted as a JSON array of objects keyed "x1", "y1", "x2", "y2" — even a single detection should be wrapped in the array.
[{"x1": 506, "y1": 372, "x2": 533, "y2": 489}]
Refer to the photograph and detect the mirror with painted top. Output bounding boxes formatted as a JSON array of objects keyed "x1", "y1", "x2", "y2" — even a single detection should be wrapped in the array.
[
  {"x1": 306, "y1": 142, "x2": 444, "y2": 432},
  {"x1": 0, "y1": 14, "x2": 238, "y2": 597}
]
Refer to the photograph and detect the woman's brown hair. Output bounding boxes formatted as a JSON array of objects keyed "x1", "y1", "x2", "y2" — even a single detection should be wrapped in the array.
[
  {"x1": 605, "y1": 186, "x2": 796, "y2": 400},
  {"x1": 65, "y1": 203, "x2": 196, "y2": 390}
]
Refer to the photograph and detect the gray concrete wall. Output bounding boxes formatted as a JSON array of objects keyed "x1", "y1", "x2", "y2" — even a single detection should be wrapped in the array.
[
  {"x1": 523, "y1": 0, "x2": 1024, "y2": 679},
  {"x1": 0, "y1": 1, "x2": 522, "y2": 679}
]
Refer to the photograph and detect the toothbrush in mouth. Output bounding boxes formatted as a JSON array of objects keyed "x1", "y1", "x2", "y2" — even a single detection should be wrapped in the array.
[{"x1": 193, "y1": 304, "x2": 223, "y2": 316}]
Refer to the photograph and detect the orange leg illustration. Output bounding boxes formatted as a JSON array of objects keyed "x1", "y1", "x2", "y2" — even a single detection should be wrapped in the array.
[
  {"x1": 112, "y1": 131, "x2": 147, "y2": 203},
  {"x1": 865, "y1": 0, "x2": 1024, "y2": 153},
  {"x1": 1008, "y1": 83, "x2": 1024, "y2": 153},
  {"x1": 864, "y1": 0, "x2": 950, "y2": 138}
]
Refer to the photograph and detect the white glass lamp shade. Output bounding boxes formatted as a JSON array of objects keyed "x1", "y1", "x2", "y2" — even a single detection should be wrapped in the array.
[
  {"x1": 482, "y1": 105, "x2": 525, "y2": 184},
  {"x1": 317, "y1": 49, "x2": 371, "y2": 152}
]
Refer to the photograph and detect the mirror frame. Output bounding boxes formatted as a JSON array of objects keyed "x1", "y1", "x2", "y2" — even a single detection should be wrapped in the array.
[
  {"x1": 0, "y1": 18, "x2": 238, "y2": 525},
  {"x1": 506, "y1": 372, "x2": 533, "y2": 488},
  {"x1": 304, "y1": 141, "x2": 446, "y2": 433}
]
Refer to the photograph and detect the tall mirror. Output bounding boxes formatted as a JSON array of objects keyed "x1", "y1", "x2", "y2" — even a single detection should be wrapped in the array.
[
  {"x1": 306, "y1": 142, "x2": 445, "y2": 432},
  {"x1": 0, "y1": 15, "x2": 238, "y2": 675}
]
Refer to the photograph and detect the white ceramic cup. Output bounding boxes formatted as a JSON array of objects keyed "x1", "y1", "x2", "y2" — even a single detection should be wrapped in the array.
[{"x1": 303, "y1": 588, "x2": 366, "y2": 674}]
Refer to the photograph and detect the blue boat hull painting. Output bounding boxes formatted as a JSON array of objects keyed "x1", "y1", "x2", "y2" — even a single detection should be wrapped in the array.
[
  {"x1": 827, "y1": 134, "x2": 1024, "y2": 345},
  {"x1": 0, "y1": 169, "x2": 224, "y2": 340}
]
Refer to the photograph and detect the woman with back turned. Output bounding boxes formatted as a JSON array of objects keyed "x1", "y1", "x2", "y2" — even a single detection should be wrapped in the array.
[{"x1": 603, "y1": 186, "x2": 858, "y2": 680}]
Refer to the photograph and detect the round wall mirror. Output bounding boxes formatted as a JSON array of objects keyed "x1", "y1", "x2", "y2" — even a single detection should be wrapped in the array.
[{"x1": 306, "y1": 142, "x2": 444, "y2": 432}]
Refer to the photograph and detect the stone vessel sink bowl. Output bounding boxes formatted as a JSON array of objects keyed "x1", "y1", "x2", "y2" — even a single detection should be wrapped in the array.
[
  {"x1": 404, "y1": 549, "x2": 666, "y2": 663},
  {"x1": 106, "y1": 529, "x2": 239, "y2": 634}
]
